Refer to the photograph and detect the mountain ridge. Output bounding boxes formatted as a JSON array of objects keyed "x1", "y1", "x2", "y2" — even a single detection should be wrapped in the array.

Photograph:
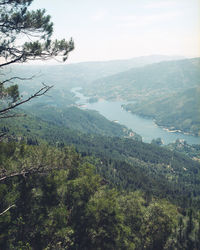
[{"x1": 82, "y1": 57, "x2": 200, "y2": 100}]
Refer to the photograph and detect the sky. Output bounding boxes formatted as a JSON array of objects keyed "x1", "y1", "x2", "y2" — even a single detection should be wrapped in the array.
[{"x1": 31, "y1": 0, "x2": 200, "y2": 63}]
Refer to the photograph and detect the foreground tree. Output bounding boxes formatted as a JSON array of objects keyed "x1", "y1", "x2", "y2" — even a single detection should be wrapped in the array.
[
  {"x1": 0, "y1": 0, "x2": 74, "y2": 215},
  {"x1": 141, "y1": 200, "x2": 178, "y2": 250},
  {"x1": 0, "y1": 0, "x2": 74, "y2": 119}
]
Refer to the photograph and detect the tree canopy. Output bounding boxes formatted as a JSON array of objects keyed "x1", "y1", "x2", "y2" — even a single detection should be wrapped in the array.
[{"x1": 0, "y1": 0, "x2": 74, "y2": 119}]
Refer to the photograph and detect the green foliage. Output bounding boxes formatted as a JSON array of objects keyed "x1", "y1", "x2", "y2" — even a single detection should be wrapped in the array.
[
  {"x1": 83, "y1": 58, "x2": 200, "y2": 101},
  {"x1": 85, "y1": 188, "x2": 133, "y2": 250},
  {"x1": 0, "y1": 0, "x2": 74, "y2": 65},
  {"x1": 117, "y1": 192, "x2": 145, "y2": 248},
  {"x1": 0, "y1": 84, "x2": 20, "y2": 103},
  {"x1": 1, "y1": 140, "x2": 200, "y2": 249},
  {"x1": 23, "y1": 105, "x2": 141, "y2": 139},
  {"x1": 1, "y1": 3, "x2": 199, "y2": 249},
  {"x1": 6, "y1": 85, "x2": 19, "y2": 102},
  {"x1": 141, "y1": 200, "x2": 178, "y2": 250},
  {"x1": 151, "y1": 137, "x2": 163, "y2": 146},
  {"x1": 166, "y1": 139, "x2": 200, "y2": 161},
  {"x1": 1, "y1": 111, "x2": 200, "y2": 208},
  {"x1": 124, "y1": 87, "x2": 200, "y2": 136},
  {"x1": 0, "y1": 0, "x2": 74, "y2": 120}
]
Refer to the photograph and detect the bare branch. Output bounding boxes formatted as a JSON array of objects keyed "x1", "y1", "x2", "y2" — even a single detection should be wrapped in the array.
[
  {"x1": 0, "y1": 83, "x2": 53, "y2": 116},
  {"x1": 0, "y1": 164, "x2": 66, "y2": 182},
  {"x1": 0, "y1": 113, "x2": 25, "y2": 119},
  {"x1": 0, "y1": 54, "x2": 24, "y2": 68},
  {"x1": 0, "y1": 171, "x2": 29, "y2": 181},
  {"x1": 1, "y1": 75, "x2": 36, "y2": 85},
  {"x1": 0, "y1": 204, "x2": 15, "y2": 216}
]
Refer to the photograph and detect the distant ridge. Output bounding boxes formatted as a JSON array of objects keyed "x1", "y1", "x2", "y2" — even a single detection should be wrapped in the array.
[
  {"x1": 5, "y1": 55, "x2": 185, "y2": 88},
  {"x1": 69, "y1": 54, "x2": 184, "y2": 65},
  {"x1": 82, "y1": 57, "x2": 200, "y2": 100}
]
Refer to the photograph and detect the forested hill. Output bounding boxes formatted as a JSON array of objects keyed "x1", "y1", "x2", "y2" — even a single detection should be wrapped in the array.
[
  {"x1": 2, "y1": 0, "x2": 200, "y2": 248},
  {"x1": 1, "y1": 110, "x2": 200, "y2": 207},
  {"x1": 123, "y1": 87, "x2": 200, "y2": 136},
  {"x1": 82, "y1": 57, "x2": 200, "y2": 100},
  {"x1": 1, "y1": 97, "x2": 200, "y2": 249},
  {"x1": 22, "y1": 105, "x2": 141, "y2": 139},
  {"x1": 2, "y1": 139, "x2": 199, "y2": 249},
  {"x1": 5, "y1": 55, "x2": 183, "y2": 90},
  {"x1": 1, "y1": 105, "x2": 200, "y2": 249}
]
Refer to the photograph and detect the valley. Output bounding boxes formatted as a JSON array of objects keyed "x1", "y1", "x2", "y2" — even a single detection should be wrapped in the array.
[
  {"x1": 6, "y1": 56, "x2": 199, "y2": 143},
  {"x1": 71, "y1": 87, "x2": 200, "y2": 144},
  {"x1": 1, "y1": 1, "x2": 200, "y2": 249},
  {"x1": 123, "y1": 87, "x2": 200, "y2": 137},
  {"x1": 1, "y1": 55, "x2": 200, "y2": 250}
]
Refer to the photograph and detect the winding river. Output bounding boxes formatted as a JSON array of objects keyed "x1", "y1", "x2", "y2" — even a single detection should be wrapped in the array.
[{"x1": 72, "y1": 88, "x2": 200, "y2": 145}]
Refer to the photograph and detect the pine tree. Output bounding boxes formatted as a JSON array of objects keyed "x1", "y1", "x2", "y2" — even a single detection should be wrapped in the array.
[{"x1": 0, "y1": 0, "x2": 74, "y2": 119}]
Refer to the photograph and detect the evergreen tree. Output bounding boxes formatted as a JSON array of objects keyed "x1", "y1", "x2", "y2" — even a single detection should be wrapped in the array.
[{"x1": 0, "y1": 0, "x2": 74, "y2": 119}]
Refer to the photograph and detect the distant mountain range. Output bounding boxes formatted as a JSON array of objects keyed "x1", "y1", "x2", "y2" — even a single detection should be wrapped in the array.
[
  {"x1": 2, "y1": 55, "x2": 199, "y2": 138},
  {"x1": 4, "y1": 54, "x2": 184, "y2": 90},
  {"x1": 82, "y1": 57, "x2": 200, "y2": 101}
]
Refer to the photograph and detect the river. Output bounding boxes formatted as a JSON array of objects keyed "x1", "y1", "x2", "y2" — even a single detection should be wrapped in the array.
[{"x1": 72, "y1": 88, "x2": 200, "y2": 145}]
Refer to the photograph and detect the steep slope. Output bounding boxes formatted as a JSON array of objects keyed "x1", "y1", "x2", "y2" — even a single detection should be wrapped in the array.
[
  {"x1": 1, "y1": 111, "x2": 200, "y2": 207},
  {"x1": 22, "y1": 105, "x2": 141, "y2": 139},
  {"x1": 3, "y1": 55, "x2": 183, "y2": 91},
  {"x1": 82, "y1": 57, "x2": 200, "y2": 100},
  {"x1": 123, "y1": 87, "x2": 200, "y2": 136},
  {"x1": 1, "y1": 141, "x2": 198, "y2": 250}
]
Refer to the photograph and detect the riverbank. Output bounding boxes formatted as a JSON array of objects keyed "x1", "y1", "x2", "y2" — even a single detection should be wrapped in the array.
[
  {"x1": 71, "y1": 88, "x2": 200, "y2": 145},
  {"x1": 122, "y1": 104, "x2": 200, "y2": 138}
]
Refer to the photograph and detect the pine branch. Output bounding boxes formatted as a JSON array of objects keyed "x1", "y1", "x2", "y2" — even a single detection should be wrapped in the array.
[{"x1": 0, "y1": 83, "x2": 53, "y2": 116}]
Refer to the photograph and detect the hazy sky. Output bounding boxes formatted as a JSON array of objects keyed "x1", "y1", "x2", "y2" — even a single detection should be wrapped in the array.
[{"x1": 31, "y1": 0, "x2": 200, "y2": 63}]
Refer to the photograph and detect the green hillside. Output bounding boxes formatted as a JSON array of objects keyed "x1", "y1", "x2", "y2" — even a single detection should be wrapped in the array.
[
  {"x1": 4, "y1": 55, "x2": 182, "y2": 90},
  {"x1": 1, "y1": 111, "x2": 200, "y2": 206},
  {"x1": 82, "y1": 58, "x2": 200, "y2": 101},
  {"x1": 1, "y1": 93, "x2": 200, "y2": 249},
  {"x1": 1, "y1": 0, "x2": 200, "y2": 248},
  {"x1": 2, "y1": 141, "x2": 199, "y2": 250},
  {"x1": 22, "y1": 105, "x2": 141, "y2": 139},
  {"x1": 123, "y1": 87, "x2": 200, "y2": 136}
]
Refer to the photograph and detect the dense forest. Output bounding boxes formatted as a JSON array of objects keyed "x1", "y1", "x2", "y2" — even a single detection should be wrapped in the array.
[
  {"x1": 81, "y1": 58, "x2": 200, "y2": 101},
  {"x1": 0, "y1": 1, "x2": 200, "y2": 249},
  {"x1": 1, "y1": 107, "x2": 200, "y2": 249},
  {"x1": 1, "y1": 140, "x2": 200, "y2": 250},
  {"x1": 123, "y1": 87, "x2": 200, "y2": 136},
  {"x1": 22, "y1": 105, "x2": 141, "y2": 139}
]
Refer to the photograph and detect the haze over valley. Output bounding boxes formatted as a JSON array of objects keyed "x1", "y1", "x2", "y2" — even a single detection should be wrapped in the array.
[
  {"x1": 5, "y1": 55, "x2": 200, "y2": 144},
  {"x1": 1, "y1": 0, "x2": 200, "y2": 249}
]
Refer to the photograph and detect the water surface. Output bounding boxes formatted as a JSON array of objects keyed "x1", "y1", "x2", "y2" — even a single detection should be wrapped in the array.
[{"x1": 72, "y1": 88, "x2": 200, "y2": 145}]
